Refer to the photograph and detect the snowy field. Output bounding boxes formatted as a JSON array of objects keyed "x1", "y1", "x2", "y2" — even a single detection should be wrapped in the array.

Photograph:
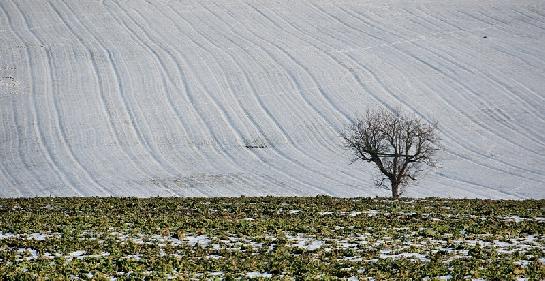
[{"x1": 1, "y1": 0, "x2": 545, "y2": 198}]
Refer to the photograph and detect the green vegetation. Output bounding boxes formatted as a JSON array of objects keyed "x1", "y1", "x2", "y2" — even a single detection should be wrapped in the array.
[{"x1": 0, "y1": 197, "x2": 544, "y2": 280}]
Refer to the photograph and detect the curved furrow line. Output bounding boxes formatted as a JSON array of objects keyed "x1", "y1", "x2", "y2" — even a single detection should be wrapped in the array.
[
  {"x1": 88, "y1": 1, "x2": 205, "y2": 194},
  {"x1": 59, "y1": 1, "x2": 187, "y2": 197},
  {"x1": 474, "y1": 9, "x2": 513, "y2": 27},
  {"x1": 457, "y1": 9, "x2": 545, "y2": 68},
  {"x1": 109, "y1": 50, "x2": 191, "y2": 195},
  {"x1": 262, "y1": 3, "x2": 537, "y2": 185},
  {"x1": 118, "y1": 2, "x2": 306, "y2": 195},
  {"x1": 152, "y1": 3, "x2": 341, "y2": 194},
  {"x1": 477, "y1": 9, "x2": 545, "y2": 67},
  {"x1": 0, "y1": 164, "x2": 19, "y2": 196},
  {"x1": 237, "y1": 4, "x2": 353, "y2": 127},
  {"x1": 51, "y1": 0, "x2": 177, "y2": 196},
  {"x1": 476, "y1": 9, "x2": 512, "y2": 25},
  {"x1": 400, "y1": 63, "x2": 545, "y2": 179},
  {"x1": 120, "y1": 17, "x2": 257, "y2": 197},
  {"x1": 398, "y1": 60, "x2": 545, "y2": 180},
  {"x1": 221, "y1": 2, "x2": 370, "y2": 184},
  {"x1": 454, "y1": 10, "x2": 511, "y2": 33},
  {"x1": 203, "y1": 3, "x2": 354, "y2": 139},
  {"x1": 25, "y1": 8, "x2": 110, "y2": 195},
  {"x1": 0, "y1": 101, "x2": 24, "y2": 195},
  {"x1": 0, "y1": 6, "x2": 72, "y2": 197},
  {"x1": 0, "y1": 3, "x2": 41, "y2": 194},
  {"x1": 399, "y1": 8, "x2": 455, "y2": 36},
  {"x1": 124, "y1": 0, "x2": 325, "y2": 195},
  {"x1": 459, "y1": 9, "x2": 545, "y2": 71},
  {"x1": 456, "y1": 10, "x2": 497, "y2": 26},
  {"x1": 4, "y1": 0, "x2": 82, "y2": 195},
  {"x1": 507, "y1": 78, "x2": 545, "y2": 107},
  {"x1": 122, "y1": 2, "x2": 281, "y2": 194},
  {"x1": 435, "y1": 171, "x2": 525, "y2": 199},
  {"x1": 1, "y1": 3, "x2": 57, "y2": 194},
  {"x1": 354, "y1": 51, "x2": 545, "y2": 182},
  {"x1": 0, "y1": 80, "x2": 15, "y2": 189},
  {"x1": 308, "y1": 3, "x2": 545, "y2": 180},
  {"x1": 368, "y1": 59, "x2": 545, "y2": 188},
  {"x1": 149, "y1": 8, "x2": 329, "y2": 195},
  {"x1": 246, "y1": 5, "x2": 390, "y2": 111},
  {"x1": 441, "y1": 150, "x2": 532, "y2": 199},
  {"x1": 492, "y1": 44, "x2": 545, "y2": 72},
  {"x1": 332, "y1": 6, "x2": 541, "y2": 172},
  {"x1": 100, "y1": 1, "x2": 192, "y2": 178},
  {"x1": 448, "y1": 9, "x2": 545, "y2": 74},
  {"x1": 105, "y1": 0, "x2": 243, "y2": 196},
  {"x1": 527, "y1": 8, "x2": 545, "y2": 25},
  {"x1": 246, "y1": 3, "x2": 400, "y2": 183},
  {"x1": 304, "y1": 1, "x2": 391, "y2": 45},
  {"x1": 395, "y1": 36, "x2": 545, "y2": 152},
  {"x1": 0, "y1": 150, "x2": 16, "y2": 189},
  {"x1": 8, "y1": 99, "x2": 40, "y2": 196},
  {"x1": 401, "y1": 8, "x2": 545, "y2": 143},
  {"x1": 409, "y1": 7, "x2": 466, "y2": 33},
  {"x1": 172, "y1": 3, "x2": 356, "y2": 193},
  {"x1": 408, "y1": 7, "x2": 545, "y2": 117},
  {"x1": 205, "y1": 3, "x2": 352, "y2": 129},
  {"x1": 364, "y1": 57, "x2": 544, "y2": 191},
  {"x1": 511, "y1": 9, "x2": 545, "y2": 31},
  {"x1": 200, "y1": 1, "x2": 366, "y2": 190},
  {"x1": 427, "y1": 41, "x2": 545, "y2": 141},
  {"x1": 242, "y1": 3, "x2": 357, "y2": 151},
  {"x1": 29, "y1": 0, "x2": 142, "y2": 196},
  {"x1": 302, "y1": 3, "x2": 511, "y2": 162},
  {"x1": 62, "y1": 0, "x2": 197, "y2": 196}
]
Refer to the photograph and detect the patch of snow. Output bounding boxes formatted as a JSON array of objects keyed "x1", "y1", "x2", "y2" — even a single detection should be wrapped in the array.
[
  {"x1": 28, "y1": 233, "x2": 48, "y2": 241},
  {"x1": 292, "y1": 236, "x2": 324, "y2": 251},
  {"x1": 350, "y1": 211, "x2": 362, "y2": 217},
  {"x1": 69, "y1": 250, "x2": 87, "y2": 258},
  {"x1": 379, "y1": 252, "x2": 429, "y2": 262},
  {"x1": 186, "y1": 235, "x2": 211, "y2": 247},
  {"x1": 246, "y1": 272, "x2": 272, "y2": 278},
  {"x1": 344, "y1": 256, "x2": 363, "y2": 262},
  {"x1": 123, "y1": 255, "x2": 141, "y2": 261},
  {"x1": 17, "y1": 248, "x2": 38, "y2": 260},
  {"x1": 0, "y1": 232, "x2": 15, "y2": 240}
]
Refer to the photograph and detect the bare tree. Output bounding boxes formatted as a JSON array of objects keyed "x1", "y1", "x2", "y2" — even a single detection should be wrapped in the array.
[{"x1": 341, "y1": 108, "x2": 440, "y2": 198}]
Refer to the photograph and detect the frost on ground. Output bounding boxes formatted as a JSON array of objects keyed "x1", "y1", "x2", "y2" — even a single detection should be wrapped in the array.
[{"x1": 1, "y1": 0, "x2": 545, "y2": 198}]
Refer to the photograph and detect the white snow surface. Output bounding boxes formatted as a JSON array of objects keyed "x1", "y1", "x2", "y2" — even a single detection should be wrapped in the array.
[
  {"x1": 1, "y1": 0, "x2": 545, "y2": 198},
  {"x1": 246, "y1": 272, "x2": 273, "y2": 278}
]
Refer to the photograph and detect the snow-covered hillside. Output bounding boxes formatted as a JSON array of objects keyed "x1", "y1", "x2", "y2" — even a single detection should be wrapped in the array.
[{"x1": 1, "y1": 0, "x2": 545, "y2": 198}]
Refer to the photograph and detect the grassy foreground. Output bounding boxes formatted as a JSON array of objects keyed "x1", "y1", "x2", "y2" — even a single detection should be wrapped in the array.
[{"x1": 0, "y1": 197, "x2": 544, "y2": 280}]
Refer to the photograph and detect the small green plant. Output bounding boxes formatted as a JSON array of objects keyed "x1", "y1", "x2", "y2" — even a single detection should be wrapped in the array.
[{"x1": 0, "y1": 197, "x2": 543, "y2": 279}]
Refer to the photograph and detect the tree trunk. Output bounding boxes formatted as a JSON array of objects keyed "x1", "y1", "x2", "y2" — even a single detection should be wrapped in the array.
[{"x1": 391, "y1": 182, "x2": 400, "y2": 199}]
